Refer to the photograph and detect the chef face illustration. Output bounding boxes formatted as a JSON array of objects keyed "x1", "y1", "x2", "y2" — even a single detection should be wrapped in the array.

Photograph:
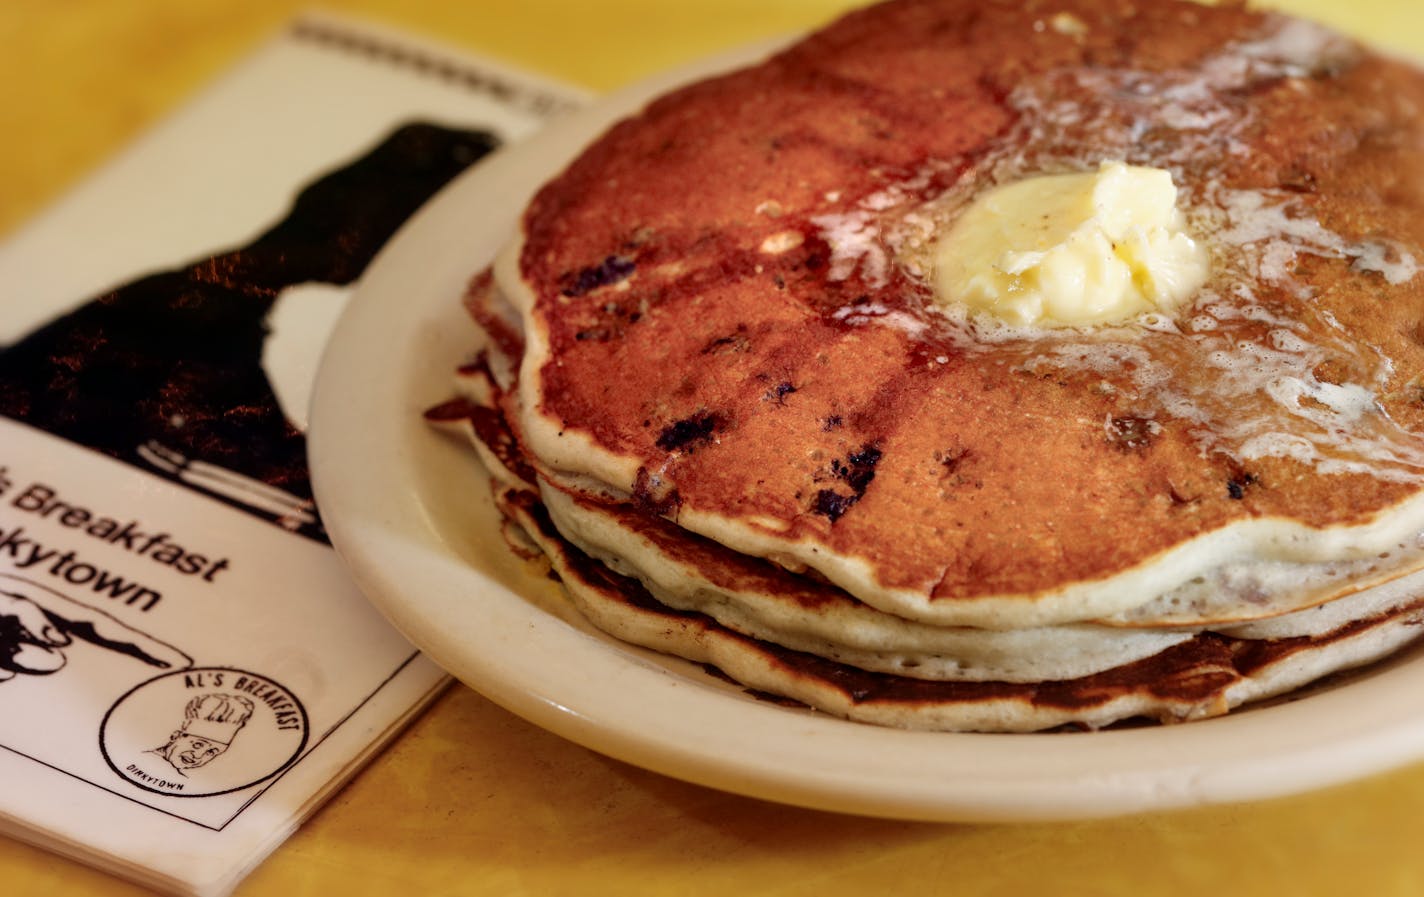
[
  {"x1": 151, "y1": 693, "x2": 254, "y2": 775},
  {"x1": 105, "y1": 668, "x2": 309, "y2": 797}
]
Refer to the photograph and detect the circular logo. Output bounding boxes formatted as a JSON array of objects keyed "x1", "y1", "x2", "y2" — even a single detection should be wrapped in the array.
[{"x1": 100, "y1": 667, "x2": 309, "y2": 798}]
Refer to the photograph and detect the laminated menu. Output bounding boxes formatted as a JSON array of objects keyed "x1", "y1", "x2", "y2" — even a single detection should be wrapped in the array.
[{"x1": 0, "y1": 13, "x2": 585, "y2": 896}]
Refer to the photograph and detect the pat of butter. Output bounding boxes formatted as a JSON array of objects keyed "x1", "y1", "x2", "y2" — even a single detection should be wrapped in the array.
[{"x1": 934, "y1": 161, "x2": 1208, "y2": 327}]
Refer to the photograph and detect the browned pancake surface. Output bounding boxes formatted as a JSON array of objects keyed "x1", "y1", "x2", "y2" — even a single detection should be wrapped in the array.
[{"x1": 518, "y1": 0, "x2": 1424, "y2": 604}]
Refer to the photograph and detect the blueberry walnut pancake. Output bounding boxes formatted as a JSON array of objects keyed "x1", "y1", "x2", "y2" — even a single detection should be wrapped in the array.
[{"x1": 429, "y1": 0, "x2": 1424, "y2": 731}]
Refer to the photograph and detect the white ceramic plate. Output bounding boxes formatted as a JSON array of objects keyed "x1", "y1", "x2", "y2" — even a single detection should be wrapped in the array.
[{"x1": 308, "y1": 44, "x2": 1424, "y2": 822}]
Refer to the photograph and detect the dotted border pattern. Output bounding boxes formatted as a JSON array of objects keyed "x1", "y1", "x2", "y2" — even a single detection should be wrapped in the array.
[{"x1": 290, "y1": 17, "x2": 584, "y2": 119}]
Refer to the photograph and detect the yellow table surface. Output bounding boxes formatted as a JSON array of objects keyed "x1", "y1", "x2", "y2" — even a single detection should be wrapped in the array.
[{"x1": 6, "y1": 1, "x2": 1424, "y2": 894}]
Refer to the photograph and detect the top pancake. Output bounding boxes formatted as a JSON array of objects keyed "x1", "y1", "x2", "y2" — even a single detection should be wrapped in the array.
[{"x1": 502, "y1": 0, "x2": 1424, "y2": 626}]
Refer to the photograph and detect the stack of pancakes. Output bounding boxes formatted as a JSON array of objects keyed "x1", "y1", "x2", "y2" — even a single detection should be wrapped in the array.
[{"x1": 429, "y1": 0, "x2": 1424, "y2": 731}]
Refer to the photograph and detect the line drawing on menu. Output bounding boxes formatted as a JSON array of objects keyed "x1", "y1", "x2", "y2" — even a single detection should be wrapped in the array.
[
  {"x1": 0, "y1": 123, "x2": 501, "y2": 543},
  {"x1": 0, "y1": 574, "x2": 193, "y2": 684}
]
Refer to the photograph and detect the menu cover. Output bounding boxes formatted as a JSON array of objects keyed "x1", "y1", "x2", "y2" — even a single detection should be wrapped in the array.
[{"x1": 0, "y1": 13, "x2": 586, "y2": 896}]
